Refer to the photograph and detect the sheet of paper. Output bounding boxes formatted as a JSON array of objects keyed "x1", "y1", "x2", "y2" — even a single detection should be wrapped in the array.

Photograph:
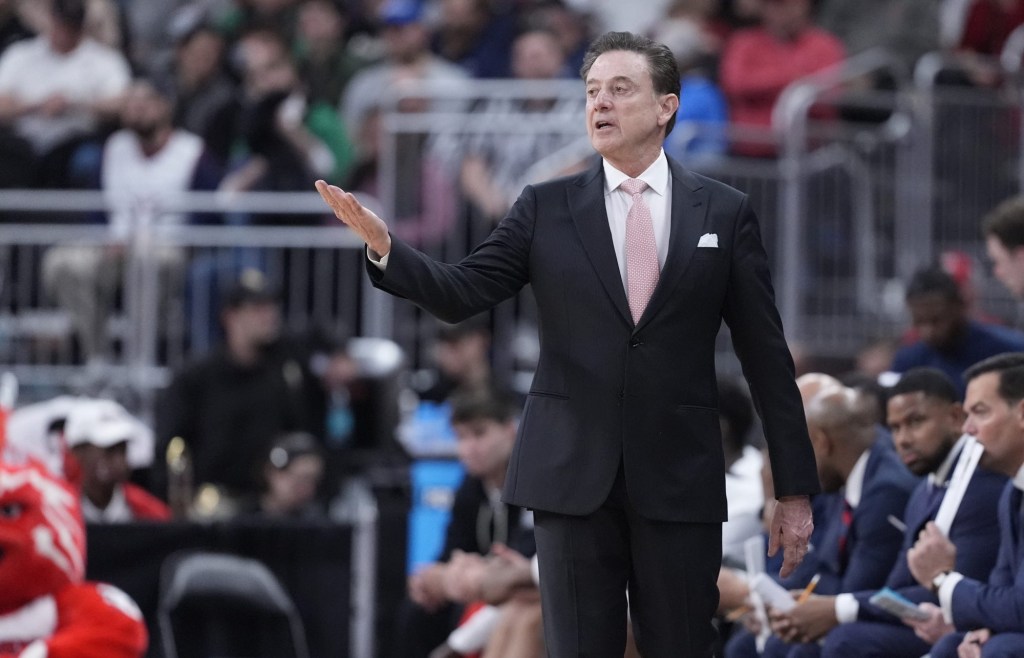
[
  {"x1": 750, "y1": 573, "x2": 796, "y2": 613},
  {"x1": 934, "y1": 436, "x2": 983, "y2": 536}
]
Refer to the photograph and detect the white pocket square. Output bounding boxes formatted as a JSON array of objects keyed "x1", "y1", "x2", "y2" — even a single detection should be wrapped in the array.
[{"x1": 697, "y1": 233, "x2": 718, "y2": 248}]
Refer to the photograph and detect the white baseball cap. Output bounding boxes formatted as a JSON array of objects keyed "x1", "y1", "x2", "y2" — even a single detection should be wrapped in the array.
[{"x1": 63, "y1": 399, "x2": 140, "y2": 449}]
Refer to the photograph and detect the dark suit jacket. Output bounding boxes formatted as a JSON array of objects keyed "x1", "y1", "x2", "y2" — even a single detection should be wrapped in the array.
[
  {"x1": 854, "y1": 453, "x2": 1006, "y2": 622},
  {"x1": 369, "y1": 157, "x2": 820, "y2": 522},
  {"x1": 809, "y1": 440, "x2": 919, "y2": 595},
  {"x1": 950, "y1": 481, "x2": 1024, "y2": 633}
]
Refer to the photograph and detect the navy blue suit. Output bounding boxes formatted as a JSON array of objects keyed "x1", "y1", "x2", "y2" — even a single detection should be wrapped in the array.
[
  {"x1": 931, "y1": 482, "x2": 1024, "y2": 658},
  {"x1": 726, "y1": 439, "x2": 918, "y2": 658},
  {"x1": 821, "y1": 455, "x2": 1006, "y2": 657}
]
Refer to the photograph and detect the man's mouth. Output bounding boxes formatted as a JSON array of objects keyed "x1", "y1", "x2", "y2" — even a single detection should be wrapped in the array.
[{"x1": 595, "y1": 120, "x2": 613, "y2": 130}]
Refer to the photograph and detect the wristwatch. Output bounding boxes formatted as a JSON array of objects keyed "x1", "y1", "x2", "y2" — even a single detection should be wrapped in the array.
[{"x1": 930, "y1": 570, "x2": 951, "y2": 593}]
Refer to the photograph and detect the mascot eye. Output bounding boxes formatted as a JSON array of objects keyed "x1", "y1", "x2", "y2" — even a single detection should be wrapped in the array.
[{"x1": 0, "y1": 503, "x2": 22, "y2": 519}]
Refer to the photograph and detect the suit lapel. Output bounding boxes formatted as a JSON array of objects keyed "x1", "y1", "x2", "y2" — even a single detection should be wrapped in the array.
[
  {"x1": 568, "y1": 164, "x2": 632, "y2": 325},
  {"x1": 634, "y1": 159, "x2": 708, "y2": 331}
]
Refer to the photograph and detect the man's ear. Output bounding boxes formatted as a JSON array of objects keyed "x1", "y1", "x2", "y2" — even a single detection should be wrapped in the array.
[{"x1": 658, "y1": 93, "x2": 679, "y2": 128}]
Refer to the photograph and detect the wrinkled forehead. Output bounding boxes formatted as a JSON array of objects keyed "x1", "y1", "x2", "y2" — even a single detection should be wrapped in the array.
[{"x1": 586, "y1": 50, "x2": 652, "y2": 85}]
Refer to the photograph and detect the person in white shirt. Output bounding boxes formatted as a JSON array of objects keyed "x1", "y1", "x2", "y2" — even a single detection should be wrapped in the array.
[
  {"x1": 41, "y1": 77, "x2": 221, "y2": 364},
  {"x1": 0, "y1": 0, "x2": 129, "y2": 187}
]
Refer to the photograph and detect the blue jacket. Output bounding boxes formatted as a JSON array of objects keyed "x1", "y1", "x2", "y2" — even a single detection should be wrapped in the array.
[{"x1": 950, "y1": 481, "x2": 1024, "y2": 633}]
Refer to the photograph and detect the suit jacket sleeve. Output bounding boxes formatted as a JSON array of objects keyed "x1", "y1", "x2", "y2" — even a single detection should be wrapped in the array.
[
  {"x1": 366, "y1": 186, "x2": 536, "y2": 323},
  {"x1": 720, "y1": 197, "x2": 818, "y2": 498}
]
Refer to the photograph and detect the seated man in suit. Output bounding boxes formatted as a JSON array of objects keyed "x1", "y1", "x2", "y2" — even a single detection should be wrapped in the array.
[
  {"x1": 905, "y1": 353, "x2": 1024, "y2": 657},
  {"x1": 769, "y1": 367, "x2": 1005, "y2": 657},
  {"x1": 725, "y1": 374, "x2": 918, "y2": 658}
]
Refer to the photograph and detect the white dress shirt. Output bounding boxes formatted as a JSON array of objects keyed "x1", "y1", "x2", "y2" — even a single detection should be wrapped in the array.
[{"x1": 602, "y1": 151, "x2": 672, "y2": 289}]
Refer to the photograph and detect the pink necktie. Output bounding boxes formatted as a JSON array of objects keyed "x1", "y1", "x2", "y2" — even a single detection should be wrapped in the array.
[{"x1": 621, "y1": 178, "x2": 659, "y2": 323}]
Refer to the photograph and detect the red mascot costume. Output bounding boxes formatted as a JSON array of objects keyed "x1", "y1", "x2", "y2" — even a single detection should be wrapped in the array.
[{"x1": 0, "y1": 461, "x2": 147, "y2": 657}]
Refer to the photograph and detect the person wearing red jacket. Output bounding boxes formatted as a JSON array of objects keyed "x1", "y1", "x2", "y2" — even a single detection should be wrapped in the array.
[{"x1": 0, "y1": 460, "x2": 148, "y2": 657}]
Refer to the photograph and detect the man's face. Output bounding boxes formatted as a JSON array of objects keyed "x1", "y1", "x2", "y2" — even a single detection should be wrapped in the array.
[
  {"x1": 512, "y1": 32, "x2": 564, "y2": 80},
  {"x1": 986, "y1": 235, "x2": 1024, "y2": 300},
  {"x1": 585, "y1": 50, "x2": 676, "y2": 170},
  {"x1": 120, "y1": 83, "x2": 170, "y2": 139},
  {"x1": 223, "y1": 301, "x2": 281, "y2": 349},
  {"x1": 907, "y1": 293, "x2": 964, "y2": 352},
  {"x1": 963, "y1": 372, "x2": 1024, "y2": 476},
  {"x1": 887, "y1": 391, "x2": 961, "y2": 476},
  {"x1": 454, "y1": 418, "x2": 515, "y2": 480},
  {"x1": 265, "y1": 454, "x2": 324, "y2": 512},
  {"x1": 71, "y1": 442, "x2": 130, "y2": 497}
]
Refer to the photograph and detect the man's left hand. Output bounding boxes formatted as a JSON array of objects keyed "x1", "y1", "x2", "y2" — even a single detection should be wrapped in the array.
[
  {"x1": 905, "y1": 602, "x2": 954, "y2": 644},
  {"x1": 768, "y1": 495, "x2": 813, "y2": 578}
]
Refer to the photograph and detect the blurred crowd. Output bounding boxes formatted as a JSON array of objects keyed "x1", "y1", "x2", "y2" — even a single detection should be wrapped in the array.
[{"x1": 0, "y1": 0, "x2": 1017, "y2": 196}]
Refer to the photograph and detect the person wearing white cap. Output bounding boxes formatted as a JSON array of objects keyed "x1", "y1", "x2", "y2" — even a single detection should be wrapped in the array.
[{"x1": 64, "y1": 399, "x2": 170, "y2": 523}]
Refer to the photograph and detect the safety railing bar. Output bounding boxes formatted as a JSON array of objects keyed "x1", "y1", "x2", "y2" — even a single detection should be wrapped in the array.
[{"x1": 0, "y1": 190, "x2": 368, "y2": 214}]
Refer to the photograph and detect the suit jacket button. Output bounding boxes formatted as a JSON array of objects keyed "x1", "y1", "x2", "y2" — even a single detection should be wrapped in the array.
[{"x1": 630, "y1": 338, "x2": 641, "y2": 348}]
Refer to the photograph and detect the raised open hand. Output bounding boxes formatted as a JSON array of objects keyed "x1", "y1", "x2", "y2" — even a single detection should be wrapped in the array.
[{"x1": 315, "y1": 180, "x2": 392, "y2": 258}]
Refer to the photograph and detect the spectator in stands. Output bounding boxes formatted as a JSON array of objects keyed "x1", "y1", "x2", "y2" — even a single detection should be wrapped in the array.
[
  {"x1": 221, "y1": 28, "x2": 351, "y2": 216},
  {"x1": 167, "y1": 21, "x2": 239, "y2": 168},
  {"x1": 155, "y1": 270, "x2": 333, "y2": 508},
  {"x1": 239, "y1": 431, "x2": 327, "y2": 519},
  {"x1": 390, "y1": 387, "x2": 534, "y2": 658},
  {"x1": 720, "y1": 0, "x2": 845, "y2": 157},
  {"x1": 0, "y1": 0, "x2": 130, "y2": 187},
  {"x1": 955, "y1": 0, "x2": 1024, "y2": 87},
  {"x1": 905, "y1": 353, "x2": 1024, "y2": 656},
  {"x1": 294, "y1": 0, "x2": 367, "y2": 109},
  {"x1": 41, "y1": 77, "x2": 222, "y2": 366},
  {"x1": 654, "y1": 13, "x2": 728, "y2": 163},
  {"x1": 214, "y1": 0, "x2": 300, "y2": 42},
  {"x1": 725, "y1": 374, "x2": 918, "y2": 658},
  {"x1": 769, "y1": 368, "x2": 1005, "y2": 658},
  {"x1": 418, "y1": 315, "x2": 498, "y2": 404},
  {"x1": 431, "y1": 0, "x2": 516, "y2": 78},
  {"x1": 520, "y1": 0, "x2": 591, "y2": 76},
  {"x1": 341, "y1": 0, "x2": 465, "y2": 247},
  {"x1": 890, "y1": 267, "x2": 1024, "y2": 394},
  {"x1": 719, "y1": 377, "x2": 765, "y2": 567},
  {"x1": 983, "y1": 195, "x2": 1024, "y2": 303},
  {"x1": 459, "y1": 28, "x2": 583, "y2": 224},
  {"x1": 64, "y1": 399, "x2": 171, "y2": 523}
]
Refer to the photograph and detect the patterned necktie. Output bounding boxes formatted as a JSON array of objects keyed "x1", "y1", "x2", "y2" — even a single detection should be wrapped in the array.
[{"x1": 621, "y1": 178, "x2": 659, "y2": 324}]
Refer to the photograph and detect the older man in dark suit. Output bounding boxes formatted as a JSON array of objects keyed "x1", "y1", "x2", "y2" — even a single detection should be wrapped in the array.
[{"x1": 317, "y1": 30, "x2": 819, "y2": 658}]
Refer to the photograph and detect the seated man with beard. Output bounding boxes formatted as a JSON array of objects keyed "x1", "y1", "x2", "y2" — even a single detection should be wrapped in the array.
[{"x1": 41, "y1": 77, "x2": 222, "y2": 365}]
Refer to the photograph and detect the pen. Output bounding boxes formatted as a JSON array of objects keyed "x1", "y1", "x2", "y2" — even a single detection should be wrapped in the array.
[
  {"x1": 796, "y1": 573, "x2": 820, "y2": 604},
  {"x1": 887, "y1": 514, "x2": 907, "y2": 533}
]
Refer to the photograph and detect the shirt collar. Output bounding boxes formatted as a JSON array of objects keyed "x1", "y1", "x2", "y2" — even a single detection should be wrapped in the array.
[
  {"x1": 928, "y1": 435, "x2": 968, "y2": 488},
  {"x1": 1014, "y1": 462, "x2": 1024, "y2": 491},
  {"x1": 603, "y1": 150, "x2": 669, "y2": 198},
  {"x1": 844, "y1": 449, "x2": 871, "y2": 508}
]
